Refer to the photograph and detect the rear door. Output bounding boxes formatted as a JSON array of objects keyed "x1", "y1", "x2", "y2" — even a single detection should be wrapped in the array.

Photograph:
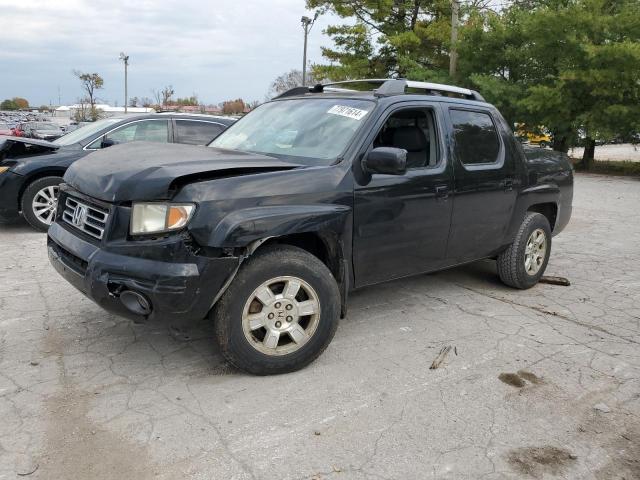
[
  {"x1": 353, "y1": 102, "x2": 454, "y2": 287},
  {"x1": 445, "y1": 106, "x2": 517, "y2": 262}
]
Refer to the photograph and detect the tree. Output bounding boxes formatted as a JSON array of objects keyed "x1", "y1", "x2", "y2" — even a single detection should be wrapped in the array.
[
  {"x1": 150, "y1": 86, "x2": 175, "y2": 107},
  {"x1": 152, "y1": 89, "x2": 163, "y2": 106},
  {"x1": 129, "y1": 96, "x2": 139, "y2": 107},
  {"x1": 458, "y1": 0, "x2": 640, "y2": 166},
  {"x1": 172, "y1": 95, "x2": 199, "y2": 106},
  {"x1": 221, "y1": 99, "x2": 247, "y2": 115},
  {"x1": 73, "y1": 99, "x2": 92, "y2": 123},
  {"x1": 306, "y1": 0, "x2": 453, "y2": 82},
  {"x1": 73, "y1": 71, "x2": 104, "y2": 120},
  {"x1": 140, "y1": 97, "x2": 154, "y2": 108},
  {"x1": 1, "y1": 98, "x2": 29, "y2": 110},
  {"x1": 12, "y1": 97, "x2": 29, "y2": 109},
  {"x1": 1, "y1": 99, "x2": 18, "y2": 110},
  {"x1": 266, "y1": 69, "x2": 320, "y2": 99},
  {"x1": 161, "y1": 86, "x2": 174, "y2": 106}
]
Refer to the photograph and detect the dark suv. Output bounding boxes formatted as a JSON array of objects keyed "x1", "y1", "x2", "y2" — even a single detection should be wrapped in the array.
[
  {"x1": 0, "y1": 113, "x2": 234, "y2": 230},
  {"x1": 47, "y1": 79, "x2": 573, "y2": 375}
]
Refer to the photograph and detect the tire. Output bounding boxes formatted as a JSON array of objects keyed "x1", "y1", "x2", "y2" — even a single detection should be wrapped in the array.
[
  {"x1": 21, "y1": 176, "x2": 63, "y2": 232},
  {"x1": 497, "y1": 212, "x2": 552, "y2": 289},
  {"x1": 214, "y1": 245, "x2": 340, "y2": 375},
  {"x1": 539, "y1": 141, "x2": 549, "y2": 148}
]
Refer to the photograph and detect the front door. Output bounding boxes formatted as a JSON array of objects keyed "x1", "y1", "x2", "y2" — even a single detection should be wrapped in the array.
[{"x1": 353, "y1": 104, "x2": 453, "y2": 287}]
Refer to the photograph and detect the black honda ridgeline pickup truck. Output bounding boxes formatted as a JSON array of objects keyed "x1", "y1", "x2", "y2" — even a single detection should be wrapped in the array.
[{"x1": 47, "y1": 79, "x2": 573, "y2": 375}]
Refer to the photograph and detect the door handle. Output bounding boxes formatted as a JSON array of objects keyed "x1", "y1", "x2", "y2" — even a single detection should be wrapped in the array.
[
  {"x1": 503, "y1": 178, "x2": 514, "y2": 191},
  {"x1": 435, "y1": 185, "x2": 449, "y2": 200}
]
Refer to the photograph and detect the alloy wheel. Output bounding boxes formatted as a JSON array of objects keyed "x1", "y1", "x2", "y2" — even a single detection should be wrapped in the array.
[
  {"x1": 524, "y1": 228, "x2": 547, "y2": 275},
  {"x1": 31, "y1": 185, "x2": 59, "y2": 226},
  {"x1": 242, "y1": 276, "x2": 321, "y2": 356}
]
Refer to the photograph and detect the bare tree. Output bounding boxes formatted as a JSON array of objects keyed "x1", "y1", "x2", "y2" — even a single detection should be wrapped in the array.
[
  {"x1": 150, "y1": 86, "x2": 174, "y2": 109},
  {"x1": 73, "y1": 98, "x2": 90, "y2": 122},
  {"x1": 161, "y1": 85, "x2": 175, "y2": 106},
  {"x1": 140, "y1": 96, "x2": 153, "y2": 108},
  {"x1": 266, "y1": 69, "x2": 320, "y2": 100},
  {"x1": 73, "y1": 71, "x2": 103, "y2": 120},
  {"x1": 72, "y1": 96, "x2": 104, "y2": 122},
  {"x1": 151, "y1": 89, "x2": 163, "y2": 106}
]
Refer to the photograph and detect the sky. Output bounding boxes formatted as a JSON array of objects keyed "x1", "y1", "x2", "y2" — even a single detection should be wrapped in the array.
[{"x1": 0, "y1": 0, "x2": 342, "y2": 107}]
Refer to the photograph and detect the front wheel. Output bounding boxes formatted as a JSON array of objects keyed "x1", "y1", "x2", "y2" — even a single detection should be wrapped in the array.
[
  {"x1": 213, "y1": 245, "x2": 340, "y2": 375},
  {"x1": 21, "y1": 176, "x2": 63, "y2": 232},
  {"x1": 497, "y1": 212, "x2": 552, "y2": 289}
]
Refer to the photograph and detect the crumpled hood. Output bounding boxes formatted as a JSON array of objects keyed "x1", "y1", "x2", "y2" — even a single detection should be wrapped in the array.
[
  {"x1": 0, "y1": 136, "x2": 63, "y2": 161},
  {"x1": 64, "y1": 142, "x2": 303, "y2": 203},
  {"x1": 0, "y1": 136, "x2": 60, "y2": 150}
]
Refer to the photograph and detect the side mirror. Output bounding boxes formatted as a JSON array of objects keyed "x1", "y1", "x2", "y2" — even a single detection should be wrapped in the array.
[
  {"x1": 364, "y1": 147, "x2": 407, "y2": 175},
  {"x1": 101, "y1": 136, "x2": 116, "y2": 148}
]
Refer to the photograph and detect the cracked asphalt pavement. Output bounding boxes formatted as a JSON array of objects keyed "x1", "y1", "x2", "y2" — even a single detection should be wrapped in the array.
[{"x1": 1, "y1": 173, "x2": 639, "y2": 479}]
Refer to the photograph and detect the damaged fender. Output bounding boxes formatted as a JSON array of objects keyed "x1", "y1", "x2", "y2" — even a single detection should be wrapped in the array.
[
  {"x1": 209, "y1": 204, "x2": 351, "y2": 247},
  {"x1": 207, "y1": 204, "x2": 353, "y2": 316}
]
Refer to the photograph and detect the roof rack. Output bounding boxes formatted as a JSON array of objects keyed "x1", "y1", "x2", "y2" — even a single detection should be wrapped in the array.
[{"x1": 275, "y1": 78, "x2": 485, "y2": 102}]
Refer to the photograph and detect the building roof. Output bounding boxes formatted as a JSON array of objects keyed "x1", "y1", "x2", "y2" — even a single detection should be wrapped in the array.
[{"x1": 55, "y1": 104, "x2": 155, "y2": 113}]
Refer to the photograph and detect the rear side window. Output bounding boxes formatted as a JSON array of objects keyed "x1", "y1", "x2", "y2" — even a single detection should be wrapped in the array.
[
  {"x1": 175, "y1": 120, "x2": 224, "y2": 145},
  {"x1": 450, "y1": 109, "x2": 501, "y2": 165}
]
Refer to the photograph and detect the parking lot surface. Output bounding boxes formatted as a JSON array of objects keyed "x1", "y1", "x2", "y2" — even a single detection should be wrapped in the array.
[
  {"x1": 569, "y1": 143, "x2": 640, "y2": 162},
  {"x1": 0, "y1": 173, "x2": 639, "y2": 480}
]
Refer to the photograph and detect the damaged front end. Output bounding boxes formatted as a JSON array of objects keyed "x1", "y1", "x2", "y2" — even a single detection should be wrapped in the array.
[{"x1": 47, "y1": 185, "x2": 241, "y2": 322}]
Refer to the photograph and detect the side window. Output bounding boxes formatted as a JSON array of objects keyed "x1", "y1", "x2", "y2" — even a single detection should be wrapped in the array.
[
  {"x1": 89, "y1": 120, "x2": 169, "y2": 149},
  {"x1": 450, "y1": 109, "x2": 501, "y2": 165},
  {"x1": 175, "y1": 120, "x2": 224, "y2": 145},
  {"x1": 372, "y1": 108, "x2": 439, "y2": 169}
]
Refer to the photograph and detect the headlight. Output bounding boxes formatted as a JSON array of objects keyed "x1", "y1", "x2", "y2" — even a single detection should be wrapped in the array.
[
  {"x1": 0, "y1": 167, "x2": 10, "y2": 174},
  {"x1": 130, "y1": 203, "x2": 195, "y2": 235}
]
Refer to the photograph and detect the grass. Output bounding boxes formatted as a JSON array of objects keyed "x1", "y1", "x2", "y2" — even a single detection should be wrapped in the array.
[{"x1": 570, "y1": 158, "x2": 640, "y2": 177}]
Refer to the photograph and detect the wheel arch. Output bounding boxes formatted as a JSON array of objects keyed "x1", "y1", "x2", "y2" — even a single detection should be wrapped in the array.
[
  {"x1": 527, "y1": 202, "x2": 558, "y2": 231},
  {"x1": 208, "y1": 205, "x2": 352, "y2": 318},
  {"x1": 253, "y1": 231, "x2": 349, "y2": 318},
  {"x1": 18, "y1": 168, "x2": 66, "y2": 210}
]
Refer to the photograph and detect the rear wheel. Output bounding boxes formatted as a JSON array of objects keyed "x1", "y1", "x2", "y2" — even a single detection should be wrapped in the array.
[
  {"x1": 214, "y1": 245, "x2": 340, "y2": 375},
  {"x1": 21, "y1": 176, "x2": 62, "y2": 232},
  {"x1": 497, "y1": 212, "x2": 551, "y2": 289}
]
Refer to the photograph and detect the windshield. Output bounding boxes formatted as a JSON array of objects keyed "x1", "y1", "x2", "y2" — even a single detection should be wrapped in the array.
[
  {"x1": 210, "y1": 98, "x2": 374, "y2": 164},
  {"x1": 53, "y1": 118, "x2": 120, "y2": 146}
]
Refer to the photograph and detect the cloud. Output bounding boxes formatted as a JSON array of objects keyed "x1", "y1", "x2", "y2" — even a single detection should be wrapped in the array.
[{"x1": 0, "y1": 0, "x2": 342, "y2": 106}]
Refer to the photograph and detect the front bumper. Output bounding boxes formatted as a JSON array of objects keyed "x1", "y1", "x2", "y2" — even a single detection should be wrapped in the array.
[
  {"x1": 47, "y1": 221, "x2": 240, "y2": 322},
  {"x1": 0, "y1": 170, "x2": 25, "y2": 222}
]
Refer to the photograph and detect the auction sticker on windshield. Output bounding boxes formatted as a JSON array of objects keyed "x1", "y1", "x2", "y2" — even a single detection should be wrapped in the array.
[{"x1": 327, "y1": 105, "x2": 369, "y2": 120}]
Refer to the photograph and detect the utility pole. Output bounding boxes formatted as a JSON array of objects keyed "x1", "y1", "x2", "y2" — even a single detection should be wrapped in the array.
[
  {"x1": 57, "y1": 86, "x2": 61, "y2": 106},
  {"x1": 119, "y1": 52, "x2": 129, "y2": 113},
  {"x1": 449, "y1": 0, "x2": 460, "y2": 78},
  {"x1": 301, "y1": 13, "x2": 318, "y2": 86}
]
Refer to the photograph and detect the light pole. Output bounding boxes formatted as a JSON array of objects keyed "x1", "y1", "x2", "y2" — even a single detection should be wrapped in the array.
[
  {"x1": 301, "y1": 13, "x2": 318, "y2": 86},
  {"x1": 449, "y1": 0, "x2": 460, "y2": 78},
  {"x1": 119, "y1": 52, "x2": 129, "y2": 113}
]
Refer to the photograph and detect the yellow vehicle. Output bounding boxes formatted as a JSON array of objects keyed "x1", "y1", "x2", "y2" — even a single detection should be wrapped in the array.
[{"x1": 515, "y1": 124, "x2": 552, "y2": 147}]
